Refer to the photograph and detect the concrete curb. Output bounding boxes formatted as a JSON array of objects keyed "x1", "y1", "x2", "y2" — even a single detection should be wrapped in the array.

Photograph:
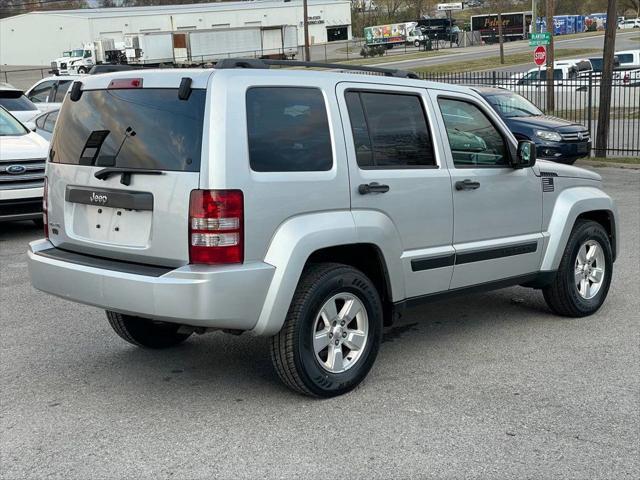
[{"x1": 576, "y1": 159, "x2": 640, "y2": 170}]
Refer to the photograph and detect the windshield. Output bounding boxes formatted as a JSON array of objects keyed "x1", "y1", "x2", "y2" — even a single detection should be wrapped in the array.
[
  {"x1": 50, "y1": 88, "x2": 206, "y2": 171},
  {"x1": 62, "y1": 51, "x2": 71, "y2": 57},
  {"x1": 486, "y1": 93, "x2": 543, "y2": 118},
  {"x1": 70, "y1": 49, "x2": 84, "y2": 57},
  {"x1": 0, "y1": 108, "x2": 28, "y2": 136},
  {"x1": 0, "y1": 91, "x2": 37, "y2": 111}
]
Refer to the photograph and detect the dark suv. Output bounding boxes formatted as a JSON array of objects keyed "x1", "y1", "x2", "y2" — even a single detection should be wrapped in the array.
[{"x1": 472, "y1": 86, "x2": 590, "y2": 164}]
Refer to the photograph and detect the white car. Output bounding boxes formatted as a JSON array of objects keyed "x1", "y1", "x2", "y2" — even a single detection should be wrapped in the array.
[
  {"x1": 33, "y1": 109, "x2": 59, "y2": 142},
  {"x1": 0, "y1": 83, "x2": 41, "y2": 123},
  {"x1": 0, "y1": 106, "x2": 48, "y2": 224},
  {"x1": 618, "y1": 18, "x2": 640, "y2": 29},
  {"x1": 25, "y1": 76, "x2": 75, "y2": 110},
  {"x1": 615, "y1": 49, "x2": 640, "y2": 69}
]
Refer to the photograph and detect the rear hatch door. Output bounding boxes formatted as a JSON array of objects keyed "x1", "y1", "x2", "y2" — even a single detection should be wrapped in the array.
[{"x1": 46, "y1": 71, "x2": 212, "y2": 267}]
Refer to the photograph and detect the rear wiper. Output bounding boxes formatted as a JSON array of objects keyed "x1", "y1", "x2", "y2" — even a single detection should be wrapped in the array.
[{"x1": 94, "y1": 167, "x2": 163, "y2": 186}]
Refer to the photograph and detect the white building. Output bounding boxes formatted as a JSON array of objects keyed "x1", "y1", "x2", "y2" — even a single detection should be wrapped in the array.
[{"x1": 0, "y1": 0, "x2": 352, "y2": 66}]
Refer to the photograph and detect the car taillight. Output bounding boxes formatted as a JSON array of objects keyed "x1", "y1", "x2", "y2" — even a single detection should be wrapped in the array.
[
  {"x1": 43, "y1": 177, "x2": 49, "y2": 239},
  {"x1": 189, "y1": 190, "x2": 243, "y2": 265}
]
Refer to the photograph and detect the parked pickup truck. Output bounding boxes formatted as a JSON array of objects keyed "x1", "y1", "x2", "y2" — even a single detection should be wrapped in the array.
[{"x1": 28, "y1": 61, "x2": 618, "y2": 397}]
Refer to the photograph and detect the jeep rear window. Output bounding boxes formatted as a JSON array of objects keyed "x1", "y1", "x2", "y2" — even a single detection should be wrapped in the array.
[{"x1": 50, "y1": 88, "x2": 205, "y2": 172}]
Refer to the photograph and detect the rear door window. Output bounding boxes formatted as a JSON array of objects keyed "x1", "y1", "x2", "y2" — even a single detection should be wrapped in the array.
[
  {"x1": 50, "y1": 88, "x2": 206, "y2": 171},
  {"x1": 43, "y1": 110, "x2": 58, "y2": 133},
  {"x1": 246, "y1": 87, "x2": 333, "y2": 172},
  {"x1": 344, "y1": 90, "x2": 436, "y2": 168},
  {"x1": 53, "y1": 80, "x2": 73, "y2": 102}
]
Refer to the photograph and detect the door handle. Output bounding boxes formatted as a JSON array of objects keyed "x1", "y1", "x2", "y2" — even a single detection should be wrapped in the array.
[
  {"x1": 358, "y1": 182, "x2": 390, "y2": 195},
  {"x1": 455, "y1": 179, "x2": 481, "y2": 191}
]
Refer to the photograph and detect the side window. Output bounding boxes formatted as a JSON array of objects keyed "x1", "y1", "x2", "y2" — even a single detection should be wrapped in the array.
[
  {"x1": 53, "y1": 81, "x2": 73, "y2": 102},
  {"x1": 44, "y1": 110, "x2": 58, "y2": 133},
  {"x1": 617, "y1": 54, "x2": 633, "y2": 63},
  {"x1": 35, "y1": 113, "x2": 48, "y2": 130},
  {"x1": 345, "y1": 91, "x2": 436, "y2": 168},
  {"x1": 438, "y1": 98, "x2": 509, "y2": 167},
  {"x1": 246, "y1": 87, "x2": 332, "y2": 172},
  {"x1": 28, "y1": 81, "x2": 55, "y2": 103}
]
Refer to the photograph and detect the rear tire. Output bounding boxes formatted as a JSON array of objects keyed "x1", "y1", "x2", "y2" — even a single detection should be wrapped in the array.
[
  {"x1": 543, "y1": 220, "x2": 613, "y2": 317},
  {"x1": 106, "y1": 311, "x2": 191, "y2": 349},
  {"x1": 270, "y1": 263, "x2": 383, "y2": 397}
]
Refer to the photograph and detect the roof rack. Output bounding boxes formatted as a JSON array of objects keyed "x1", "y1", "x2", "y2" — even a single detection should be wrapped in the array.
[{"x1": 215, "y1": 58, "x2": 420, "y2": 79}]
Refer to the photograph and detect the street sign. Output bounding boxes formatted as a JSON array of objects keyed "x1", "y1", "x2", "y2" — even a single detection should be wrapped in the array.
[
  {"x1": 534, "y1": 45, "x2": 547, "y2": 66},
  {"x1": 437, "y1": 3, "x2": 463, "y2": 11},
  {"x1": 529, "y1": 32, "x2": 551, "y2": 46}
]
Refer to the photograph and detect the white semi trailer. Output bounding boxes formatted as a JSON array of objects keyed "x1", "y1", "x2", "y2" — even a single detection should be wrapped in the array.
[{"x1": 123, "y1": 25, "x2": 298, "y2": 65}]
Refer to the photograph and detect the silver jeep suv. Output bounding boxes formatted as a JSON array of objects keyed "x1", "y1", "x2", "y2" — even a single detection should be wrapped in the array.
[{"x1": 28, "y1": 60, "x2": 618, "y2": 397}]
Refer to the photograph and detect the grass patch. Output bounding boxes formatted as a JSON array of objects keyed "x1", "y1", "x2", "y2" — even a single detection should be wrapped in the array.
[
  {"x1": 411, "y1": 48, "x2": 600, "y2": 74},
  {"x1": 340, "y1": 49, "x2": 454, "y2": 66},
  {"x1": 552, "y1": 107, "x2": 640, "y2": 122},
  {"x1": 585, "y1": 157, "x2": 640, "y2": 164}
]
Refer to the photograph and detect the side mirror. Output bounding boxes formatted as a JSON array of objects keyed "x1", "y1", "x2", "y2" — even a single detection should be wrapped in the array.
[
  {"x1": 513, "y1": 140, "x2": 536, "y2": 168},
  {"x1": 24, "y1": 121, "x2": 37, "y2": 132}
]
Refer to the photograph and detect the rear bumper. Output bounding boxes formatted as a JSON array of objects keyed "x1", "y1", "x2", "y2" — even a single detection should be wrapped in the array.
[{"x1": 28, "y1": 239, "x2": 275, "y2": 331}]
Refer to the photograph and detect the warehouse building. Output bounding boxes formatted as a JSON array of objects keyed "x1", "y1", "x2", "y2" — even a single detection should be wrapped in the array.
[{"x1": 0, "y1": 0, "x2": 352, "y2": 66}]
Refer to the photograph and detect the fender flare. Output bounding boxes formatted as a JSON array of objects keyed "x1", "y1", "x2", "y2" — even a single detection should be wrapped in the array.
[
  {"x1": 251, "y1": 210, "x2": 404, "y2": 336},
  {"x1": 541, "y1": 186, "x2": 618, "y2": 271}
]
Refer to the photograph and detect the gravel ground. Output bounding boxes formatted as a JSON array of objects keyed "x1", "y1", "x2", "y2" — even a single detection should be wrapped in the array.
[{"x1": 1, "y1": 166, "x2": 638, "y2": 479}]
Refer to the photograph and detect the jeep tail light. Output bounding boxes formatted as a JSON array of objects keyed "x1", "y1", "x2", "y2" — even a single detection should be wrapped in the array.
[
  {"x1": 189, "y1": 190, "x2": 243, "y2": 265},
  {"x1": 43, "y1": 177, "x2": 49, "y2": 239}
]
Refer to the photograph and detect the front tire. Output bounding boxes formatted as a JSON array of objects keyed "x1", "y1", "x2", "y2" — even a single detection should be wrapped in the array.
[
  {"x1": 77, "y1": 67, "x2": 88, "y2": 74},
  {"x1": 543, "y1": 220, "x2": 613, "y2": 317},
  {"x1": 270, "y1": 263, "x2": 383, "y2": 397},
  {"x1": 106, "y1": 311, "x2": 192, "y2": 348}
]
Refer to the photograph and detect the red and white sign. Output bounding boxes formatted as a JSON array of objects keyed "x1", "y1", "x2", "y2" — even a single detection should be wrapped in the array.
[{"x1": 534, "y1": 46, "x2": 547, "y2": 66}]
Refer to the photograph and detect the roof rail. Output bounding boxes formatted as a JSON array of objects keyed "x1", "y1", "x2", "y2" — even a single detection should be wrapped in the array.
[{"x1": 215, "y1": 58, "x2": 420, "y2": 79}]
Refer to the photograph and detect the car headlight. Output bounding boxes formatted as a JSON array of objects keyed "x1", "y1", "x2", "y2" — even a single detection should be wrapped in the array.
[{"x1": 535, "y1": 130, "x2": 562, "y2": 142}]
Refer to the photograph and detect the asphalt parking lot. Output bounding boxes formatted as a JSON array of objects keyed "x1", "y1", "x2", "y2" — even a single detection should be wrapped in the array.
[{"x1": 1, "y1": 166, "x2": 638, "y2": 479}]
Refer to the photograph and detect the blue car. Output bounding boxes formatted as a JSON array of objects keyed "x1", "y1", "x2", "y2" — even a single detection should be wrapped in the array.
[{"x1": 472, "y1": 87, "x2": 591, "y2": 164}]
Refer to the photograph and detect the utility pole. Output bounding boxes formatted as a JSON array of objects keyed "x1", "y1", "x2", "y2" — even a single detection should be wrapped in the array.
[
  {"x1": 545, "y1": 0, "x2": 555, "y2": 112},
  {"x1": 595, "y1": 0, "x2": 618, "y2": 157},
  {"x1": 497, "y1": 12, "x2": 505, "y2": 64},
  {"x1": 303, "y1": 0, "x2": 310, "y2": 61}
]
